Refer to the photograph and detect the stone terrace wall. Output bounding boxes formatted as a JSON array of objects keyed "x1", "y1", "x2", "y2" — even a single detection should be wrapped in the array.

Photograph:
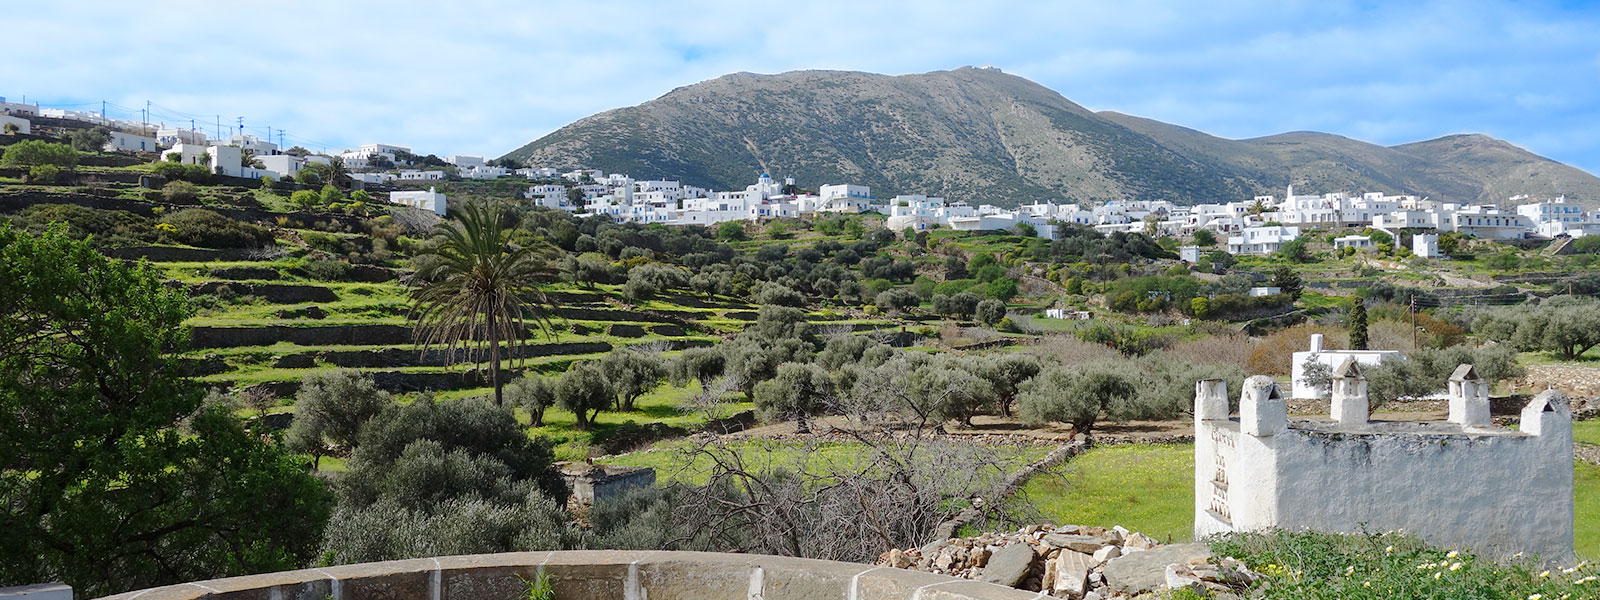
[{"x1": 96, "y1": 550, "x2": 1041, "y2": 600}]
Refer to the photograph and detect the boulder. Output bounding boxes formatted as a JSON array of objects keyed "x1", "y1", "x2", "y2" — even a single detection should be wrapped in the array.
[
  {"x1": 1052, "y1": 550, "x2": 1095, "y2": 597},
  {"x1": 1165, "y1": 564, "x2": 1204, "y2": 592},
  {"x1": 1042, "y1": 533, "x2": 1105, "y2": 554},
  {"x1": 978, "y1": 543, "x2": 1036, "y2": 588},
  {"x1": 1124, "y1": 531, "x2": 1160, "y2": 550},
  {"x1": 1102, "y1": 542, "x2": 1211, "y2": 596},
  {"x1": 1092, "y1": 545, "x2": 1121, "y2": 563}
]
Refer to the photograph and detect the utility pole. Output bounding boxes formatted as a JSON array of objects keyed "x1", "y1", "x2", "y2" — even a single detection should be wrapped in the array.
[
  {"x1": 101, "y1": 100, "x2": 106, "y2": 125},
  {"x1": 1410, "y1": 295, "x2": 1418, "y2": 349},
  {"x1": 215, "y1": 115, "x2": 221, "y2": 142},
  {"x1": 236, "y1": 116, "x2": 244, "y2": 140}
]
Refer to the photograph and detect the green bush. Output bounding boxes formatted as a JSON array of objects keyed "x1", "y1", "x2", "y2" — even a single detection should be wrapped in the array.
[
  {"x1": 0, "y1": 139, "x2": 77, "y2": 168},
  {"x1": 8, "y1": 204, "x2": 155, "y2": 246},
  {"x1": 150, "y1": 161, "x2": 212, "y2": 183},
  {"x1": 26, "y1": 164, "x2": 64, "y2": 184},
  {"x1": 160, "y1": 208, "x2": 273, "y2": 248},
  {"x1": 162, "y1": 180, "x2": 198, "y2": 203},
  {"x1": 303, "y1": 258, "x2": 352, "y2": 281}
]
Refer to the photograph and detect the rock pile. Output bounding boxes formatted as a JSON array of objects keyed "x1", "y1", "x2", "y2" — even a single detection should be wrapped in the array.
[{"x1": 878, "y1": 524, "x2": 1257, "y2": 599}]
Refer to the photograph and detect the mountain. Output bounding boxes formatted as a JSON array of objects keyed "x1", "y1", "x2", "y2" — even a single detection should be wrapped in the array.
[{"x1": 501, "y1": 67, "x2": 1600, "y2": 208}]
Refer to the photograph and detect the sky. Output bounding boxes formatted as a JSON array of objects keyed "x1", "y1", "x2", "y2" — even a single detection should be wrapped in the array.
[{"x1": 5, "y1": 1, "x2": 1598, "y2": 175}]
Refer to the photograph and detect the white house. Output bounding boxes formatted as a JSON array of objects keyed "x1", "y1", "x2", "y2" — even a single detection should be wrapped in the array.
[
  {"x1": 398, "y1": 169, "x2": 445, "y2": 181},
  {"x1": 340, "y1": 143, "x2": 409, "y2": 169},
  {"x1": 1247, "y1": 286, "x2": 1282, "y2": 297},
  {"x1": 228, "y1": 133, "x2": 278, "y2": 156},
  {"x1": 1195, "y1": 373, "x2": 1573, "y2": 562},
  {"x1": 1444, "y1": 207, "x2": 1532, "y2": 240},
  {"x1": 156, "y1": 127, "x2": 207, "y2": 147},
  {"x1": 1289, "y1": 334, "x2": 1402, "y2": 400},
  {"x1": 257, "y1": 155, "x2": 306, "y2": 179},
  {"x1": 390, "y1": 187, "x2": 446, "y2": 215},
  {"x1": 1227, "y1": 225, "x2": 1301, "y2": 255},
  {"x1": 458, "y1": 165, "x2": 509, "y2": 180},
  {"x1": 1179, "y1": 246, "x2": 1202, "y2": 263},
  {"x1": 0, "y1": 97, "x2": 38, "y2": 117},
  {"x1": 0, "y1": 114, "x2": 30, "y2": 135},
  {"x1": 1413, "y1": 233, "x2": 1441, "y2": 258},
  {"x1": 104, "y1": 131, "x2": 159, "y2": 153},
  {"x1": 160, "y1": 143, "x2": 257, "y2": 178},
  {"x1": 349, "y1": 172, "x2": 398, "y2": 184},
  {"x1": 1332, "y1": 234, "x2": 1374, "y2": 251},
  {"x1": 447, "y1": 155, "x2": 485, "y2": 168}
]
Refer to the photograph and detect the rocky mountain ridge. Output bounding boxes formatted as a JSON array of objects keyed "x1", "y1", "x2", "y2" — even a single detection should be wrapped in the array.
[{"x1": 502, "y1": 67, "x2": 1600, "y2": 208}]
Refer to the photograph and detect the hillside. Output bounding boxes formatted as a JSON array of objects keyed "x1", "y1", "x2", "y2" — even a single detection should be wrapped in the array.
[{"x1": 502, "y1": 68, "x2": 1600, "y2": 207}]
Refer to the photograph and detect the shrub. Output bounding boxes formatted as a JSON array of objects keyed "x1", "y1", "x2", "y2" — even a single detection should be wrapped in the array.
[
  {"x1": 0, "y1": 139, "x2": 77, "y2": 168},
  {"x1": 303, "y1": 258, "x2": 352, "y2": 281},
  {"x1": 752, "y1": 282, "x2": 805, "y2": 307},
  {"x1": 1247, "y1": 324, "x2": 1345, "y2": 375},
  {"x1": 8, "y1": 204, "x2": 155, "y2": 246},
  {"x1": 974, "y1": 299, "x2": 1006, "y2": 326},
  {"x1": 874, "y1": 288, "x2": 920, "y2": 314},
  {"x1": 26, "y1": 164, "x2": 63, "y2": 184},
  {"x1": 1364, "y1": 344, "x2": 1523, "y2": 409},
  {"x1": 716, "y1": 221, "x2": 746, "y2": 241},
  {"x1": 162, "y1": 180, "x2": 198, "y2": 203},
  {"x1": 159, "y1": 209, "x2": 273, "y2": 248}
]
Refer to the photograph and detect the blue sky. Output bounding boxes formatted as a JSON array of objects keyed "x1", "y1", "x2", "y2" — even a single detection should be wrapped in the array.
[{"x1": 5, "y1": 1, "x2": 1598, "y2": 176}]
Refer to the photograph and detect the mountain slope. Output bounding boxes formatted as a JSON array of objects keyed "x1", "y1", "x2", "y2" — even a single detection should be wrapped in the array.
[{"x1": 502, "y1": 68, "x2": 1600, "y2": 207}]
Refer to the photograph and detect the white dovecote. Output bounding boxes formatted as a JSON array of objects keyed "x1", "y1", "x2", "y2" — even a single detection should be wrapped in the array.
[
  {"x1": 1447, "y1": 364, "x2": 1490, "y2": 428},
  {"x1": 1239, "y1": 375, "x2": 1286, "y2": 437},
  {"x1": 1329, "y1": 357, "x2": 1368, "y2": 425}
]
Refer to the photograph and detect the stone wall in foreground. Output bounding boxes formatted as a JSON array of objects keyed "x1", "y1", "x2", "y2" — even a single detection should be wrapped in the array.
[{"x1": 95, "y1": 550, "x2": 1042, "y2": 600}]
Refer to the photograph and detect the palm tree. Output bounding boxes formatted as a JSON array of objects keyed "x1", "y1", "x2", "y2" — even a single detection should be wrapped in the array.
[{"x1": 408, "y1": 201, "x2": 560, "y2": 406}]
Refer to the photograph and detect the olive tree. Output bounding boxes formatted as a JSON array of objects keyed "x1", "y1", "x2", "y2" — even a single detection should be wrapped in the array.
[
  {"x1": 753, "y1": 362, "x2": 834, "y2": 433},
  {"x1": 1017, "y1": 363, "x2": 1138, "y2": 436},
  {"x1": 285, "y1": 369, "x2": 394, "y2": 469}
]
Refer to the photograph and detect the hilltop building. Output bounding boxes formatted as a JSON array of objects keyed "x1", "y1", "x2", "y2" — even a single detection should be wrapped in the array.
[{"x1": 389, "y1": 187, "x2": 446, "y2": 215}]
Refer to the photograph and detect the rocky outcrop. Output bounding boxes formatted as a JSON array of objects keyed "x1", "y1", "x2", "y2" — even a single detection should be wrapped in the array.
[{"x1": 882, "y1": 525, "x2": 1255, "y2": 599}]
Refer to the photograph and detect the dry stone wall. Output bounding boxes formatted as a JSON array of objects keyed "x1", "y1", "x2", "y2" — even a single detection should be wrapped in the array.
[{"x1": 881, "y1": 524, "x2": 1254, "y2": 599}]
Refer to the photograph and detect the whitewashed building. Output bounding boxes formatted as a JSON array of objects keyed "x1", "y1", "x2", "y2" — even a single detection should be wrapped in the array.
[
  {"x1": 1332, "y1": 234, "x2": 1374, "y2": 250},
  {"x1": 0, "y1": 98, "x2": 38, "y2": 117},
  {"x1": 1413, "y1": 233, "x2": 1441, "y2": 258},
  {"x1": 1227, "y1": 225, "x2": 1301, "y2": 255},
  {"x1": 105, "y1": 131, "x2": 159, "y2": 153},
  {"x1": 390, "y1": 187, "x2": 446, "y2": 215},
  {"x1": 156, "y1": 127, "x2": 207, "y2": 147},
  {"x1": 1195, "y1": 373, "x2": 1573, "y2": 562},
  {"x1": 398, "y1": 169, "x2": 445, "y2": 181},
  {"x1": 340, "y1": 143, "x2": 409, "y2": 169},
  {"x1": 1290, "y1": 334, "x2": 1403, "y2": 400},
  {"x1": 0, "y1": 114, "x2": 30, "y2": 135}
]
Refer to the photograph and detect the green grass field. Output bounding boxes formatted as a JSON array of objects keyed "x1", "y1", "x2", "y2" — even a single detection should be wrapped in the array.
[
  {"x1": 1578, "y1": 460, "x2": 1600, "y2": 560},
  {"x1": 1020, "y1": 444, "x2": 1195, "y2": 543},
  {"x1": 1575, "y1": 421, "x2": 1600, "y2": 446}
]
